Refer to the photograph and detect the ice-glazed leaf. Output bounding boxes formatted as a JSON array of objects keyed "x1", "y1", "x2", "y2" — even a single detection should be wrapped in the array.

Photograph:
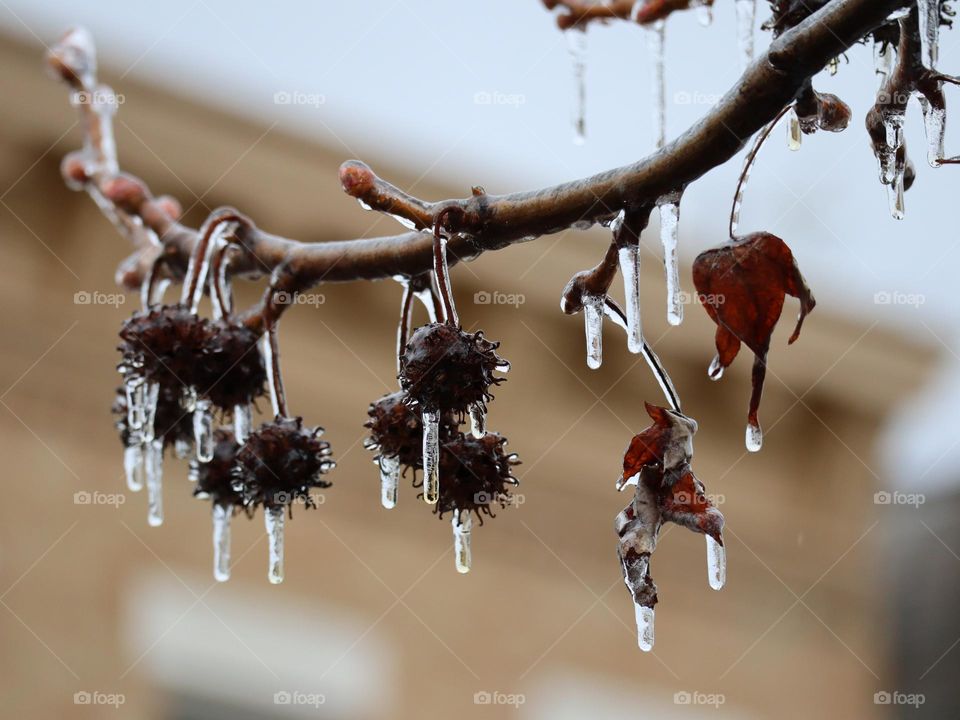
[
  {"x1": 659, "y1": 465, "x2": 724, "y2": 544},
  {"x1": 619, "y1": 402, "x2": 697, "y2": 490}
]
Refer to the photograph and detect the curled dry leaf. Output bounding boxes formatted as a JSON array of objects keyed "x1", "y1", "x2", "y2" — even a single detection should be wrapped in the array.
[{"x1": 691, "y1": 231, "x2": 815, "y2": 446}]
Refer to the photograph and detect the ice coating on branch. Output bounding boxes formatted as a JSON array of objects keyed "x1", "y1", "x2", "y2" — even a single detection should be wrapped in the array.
[
  {"x1": 259, "y1": 333, "x2": 282, "y2": 417},
  {"x1": 422, "y1": 408, "x2": 441, "y2": 504},
  {"x1": 706, "y1": 530, "x2": 726, "y2": 589},
  {"x1": 265, "y1": 506, "x2": 285, "y2": 584},
  {"x1": 657, "y1": 194, "x2": 683, "y2": 326},
  {"x1": 786, "y1": 108, "x2": 802, "y2": 150},
  {"x1": 212, "y1": 503, "x2": 232, "y2": 582},
  {"x1": 617, "y1": 243, "x2": 644, "y2": 353},
  {"x1": 566, "y1": 28, "x2": 588, "y2": 145},
  {"x1": 379, "y1": 453, "x2": 400, "y2": 509},
  {"x1": 646, "y1": 20, "x2": 666, "y2": 149},
  {"x1": 145, "y1": 439, "x2": 163, "y2": 527},
  {"x1": 918, "y1": 0, "x2": 940, "y2": 70},
  {"x1": 469, "y1": 402, "x2": 487, "y2": 438},
  {"x1": 453, "y1": 510, "x2": 473, "y2": 574},
  {"x1": 583, "y1": 293, "x2": 604, "y2": 369},
  {"x1": 735, "y1": 0, "x2": 756, "y2": 72},
  {"x1": 919, "y1": 96, "x2": 946, "y2": 167}
]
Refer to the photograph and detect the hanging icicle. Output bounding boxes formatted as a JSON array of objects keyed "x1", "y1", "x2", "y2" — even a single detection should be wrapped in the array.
[
  {"x1": 421, "y1": 409, "x2": 441, "y2": 504},
  {"x1": 657, "y1": 192, "x2": 683, "y2": 326},
  {"x1": 265, "y1": 506, "x2": 285, "y2": 584},
  {"x1": 212, "y1": 502, "x2": 232, "y2": 582},
  {"x1": 613, "y1": 209, "x2": 649, "y2": 355},
  {"x1": 582, "y1": 292, "x2": 605, "y2": 369},
  {"x1": 378, "y1": 454, "x2": 400, "y2": 509},
  {"x1": 645, "y1": 19, "x2": 667, "y2": 150},
  {"x1": 192, "y1": 429, "x2": 244, "y2": 582},
  {"x1": 566, "y1": 27, "x2": 588, "y2": 145},
  {"x1": 453, "y1": 510, "x2": 473, "y2": 574},
  {"x1": 919, "y1": 96, "x2": 946, "y2": 168},
  {"x1": 735, "y1": 0, "x2": 756, "y2": 72},
  {"x1": 786, "y1": 107, "x2": 802, "y2": 150},
  {"x1": 918, "y1": 0, "x2": 940, "y2": 70},
  {"x1": 690, "y1": 0, "x2": 712, "y2": 27}
]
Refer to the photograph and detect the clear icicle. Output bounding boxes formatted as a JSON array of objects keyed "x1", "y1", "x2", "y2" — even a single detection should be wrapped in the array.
[
  {"x1": 746, "y1": 421, "x2": 763, "y2": 452},
  {"x1": 657, "y1": 195, "x2": 683, "y2": 326},
  {"x1": 233, "y1": 403, "x2": 253, "y2": 445},
  {"x1": 174, "y1": 437, "x2": 192, "y2": 460},
  {"x1": 918, "y1": 0, "x2": 940, "y2": 70},
  {"x1": 142, "y1": 382, "x2": 159, "y2": 443},
  {"x1": 469, "y1": 402, "x2": 486, "y2": 438},
  {"x1": 145, "y1": 439, "x2": 164, "y2": 527},
  {"x1": 583, "y1": 293, "x2": 604, "y2": 370},
  {"x1": 125, "y1": 375, "x2": 146, "y2": 431},
  {"x1": 874, "y1": 42, "x2": 894, "y2": 83},
  {"x1": 453, "y1": 510, "x2": 473, "y2": 574},
  {"x1": 786, "y1": 107, "x2": 802, "y2": 151},
  {"x1": 646, "y1": 20, "x2": 667, "y2": 149},
  {"x1": 708, "y1": 354, "x2": 724, "y2": 381},
  {"x1": 566, "y1": 29, "x2": 588, "y2": 145},
  {"x1": 735, "y1": 0, "x2": 756, "y2": 72},
  {"x1": 879, "y1": 112, "x2": 905, "y2": 183},
  {"x1": 193, "y1": 398, "x2": 214, "y2": 462},
  {"x1": 265, "y1": 506, "x2": 285, "y2": 584},
  {"x1": 422, "y1": 409, "x2": 440, "y2": 505},
  {"x1": 124, "y1": 443, "x2": 145, "y2": 492},
  {"x1": 706, "y1": 535, "x2": 726, "y2": 590},
  {"x1": 379, "y1": 454, "x2": 400, "y2": 509},
  {"x1": 919, "y1": 96, "x2": 946, "y2": 168},
  {"x1": 413, "y1": 288, "x2": 438, "y2": 324},
  {"x1": 888, "y1": 167, "x2": 906, "y2": 220},
  {"x1": 691, "y1": 0, "x2": 712, "y2": 27},
  {"x1": 212, "y1": 503, "x2": 232, "y2": 582},
  {"x1": 618, "y1": 244, "x2": 644, "y2": 354},
  {"x1": 635, "y1": 604, "x2": 655, "y2": 652}
]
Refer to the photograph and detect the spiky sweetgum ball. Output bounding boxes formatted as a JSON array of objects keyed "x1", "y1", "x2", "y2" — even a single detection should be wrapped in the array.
[
  {"x1": 201, "y1": 319, "x2": 267, "y2": 409},
  {"x1": 193, "y1": 430, "x2": 245, "y2": 511},
  {"x1": 399, "y1": 323, "x2": 506, "y2": 414},
  {"x1": 423, "y1": 432, "x2": 520, "y2": 524},
  {"x1": 232, "y1": 416, "x2": 335, "y2": 514},
  {"x1": 118, "y1": 304, "x2": 212, "y2": 389},
  {"x1": 364, "y1": 391, "x2": 458, "y2": 469},
  {"x1": 112, "y1": 384, "x2": 193, "y2": 451}
]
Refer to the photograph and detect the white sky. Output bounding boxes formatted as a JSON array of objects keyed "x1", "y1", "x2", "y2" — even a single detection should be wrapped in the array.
[{"x1": 3, "y1": 0, "x2": 960, "y2": 489}]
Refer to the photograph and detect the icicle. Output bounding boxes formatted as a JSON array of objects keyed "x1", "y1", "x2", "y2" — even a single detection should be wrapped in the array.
[
  {"x1": 469, "y1": 402, "x2": 486, "y2": 438},
  {"x1": 265, "y1": 506, "x2": 285, "y2": 584},
  {"x1": 919, "y1": 96, "x2": 946, "y2": 168},
  {"x1": 583, "y1": 293, "x2": 604, "y2": 370},
  {"x1": 882, "y1": 112, "x2": 905, "y2": 183},
  {"x1": 182, "y1": 222, "x2": 223, "y2": 314},
  {"x1": 745, "y1": 421, "x2": 763, "y2": 452},
  {"x1": 646, "y1": 20, "x2": 666, "y2": 149},
  {"x1": 786, "y1": 108, "x2": 802, "y2": 151},
  {"x1": 617, "y1": 242, "x2": 644, "y2": 354},
  {"x1": 124, "y1": 443, "x2": 145, "y2": 492},
  {"x1": 422, "y1": 409, "x2": 440, "y2": 504},
  {"x1": 918, "y1": 0, "x2": 940, "y2": 70},
  {"x1": 657, "y1": 194, "x2": 683, "y2": 326},
  {"x1": 174, "y1": 437, "x2": 192, "y2": 460},
  {"x1": 874, "y1": 42, "x2": 894, "y2": 84},
  {"x1": 212, "y1": 503, "x2": 232, "y2": 582},
  {"x1": 706, "y1": 535, "x2": 726, "y2": 590},
  {"x1": 142, "y1": 382, "x2": 159, "y2": 442},
  {"x1": 826, "y1": 57, "x2": 839, "y2": 76},
  {"x1": 125, "y1": 375, "x2": 146, "y2": 431},
  {"x1": 691, "y1": 0, "x2": 712, "y2": 27},
  {"x1": 708, "y1": 354, "x2": 724, "y2": 381},
  {"x1": 735, "y1": 0, "x2": 756, "y2": 72},
  {"x1": 888, "y1": 166, "x2": 906, "y2": 220},
  {"x1": 453, "y1": 510, "x2": 473, "y2": 574},
  {"x1": 145, "y1": 438, "x2": 163, "y2": 527},
  {"x1": 566, "y1": 28, "x2": 588, "y2": 145},
  {"x1": 193, "y1": 398, "x2": 214, "y2": 462},
  {"x1": 379, "y1": 454, "x2": 400, "y2": 509},
  {"x1": 233, "y1": 403, "x2": 253, "y2": 445},
  {"x1": 413, "y1": 288, "x2": 438, "y2": 324},
  {"x1": 635, "y1": 604, "x2": 655, "y2": 652}
]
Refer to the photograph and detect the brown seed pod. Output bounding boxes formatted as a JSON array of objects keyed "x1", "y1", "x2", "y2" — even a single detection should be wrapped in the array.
[
  {"x1": 232, "y1": 416, "x2": 335, "y2": 514},
  {"x1": 112, "y1": 384, "x2": 193, "y2": 452},
  {"x1": 363, "y1": 391, "x2": 458, "y2": 470},
  {"x1": 399, "y1": 323, "x2": 507, "y2": 414},
  {"x1": 202, "y1": 318, "x2": 267, "y2": 409},
  {"x1": 192, "y1": 429, "x2": 246, "y2": 512},
  {"x1": 416, "y1": 432, "x2": 520, "y2": 524}
]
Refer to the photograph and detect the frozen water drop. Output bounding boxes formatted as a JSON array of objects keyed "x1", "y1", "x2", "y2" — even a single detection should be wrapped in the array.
[
  {"x1": 566, "y1": 28, "x2": 588, "y2": 145},
  {"x1": 265, "y1": 506, "x2": 285, "y2": 584},
  {"x1": 379, "y1": 454, "x2": 400, "y2": 509},
  {"x1": 746, "y1": 422, "x2": 763, "y2": 452},
  {"x1": 453, "y1": 510, "x2": 473, "y2": 574},
  {"x1": 635, "y1": 604, "x2": 655, "y2": 651},
  {"x1": 357, "y1": 199, "x2": 373, "y2": 211},
  {"x1": 918, "y1": 0, "x2": 940, "y2": 70},
  {"x1": 646, "y1": 20, "x2": 666, "y2": 149},
  {"x1": 735, "y1": 0, "x2": 756, "y2": 72},
  {"x1": 583, "y1": 293, "x2": 604, "y2": 370},
  {"x1": 124, "y1": 443, "x2": 145, "y2": 492},
  {"x1": 193, "y1": 398, "x2": 214, "y2": 462},
  {"x1": 786, "y1": 108, "x2": 802, "y2": 151},
  {"x1": 422, "y1": 409, "x2": 440, "y2": 504},
  {"x1": 145, "y1": 439, "x2": 164, "y2": 527},
  {"x1": 618, "y1": 244, "x2": 644, "y2": 354},
  {"x1": 469, "y1": 402, "x2": 486, "y2": 438},
  {"x1": 919, "y1": 96, "x2": 946, "y2": 167},
  {"x1": 233, "y1": 403, "x2": 253, "y2": 445},
  {"x1": 212, "y1": 503, "x2": 232, "y2": 582},
  {"x1": 657, "y1": 196, "x2": 683, "y2": 326},
  {"x1": 888, "y1": 171, "x2": 905, "y2": 220},
  {"x1": 706, "y1": 535, "x2": 726, "y2": 590},
  {"x1": 708, "y1": 354, "x2": 724, "y2": 381}
]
